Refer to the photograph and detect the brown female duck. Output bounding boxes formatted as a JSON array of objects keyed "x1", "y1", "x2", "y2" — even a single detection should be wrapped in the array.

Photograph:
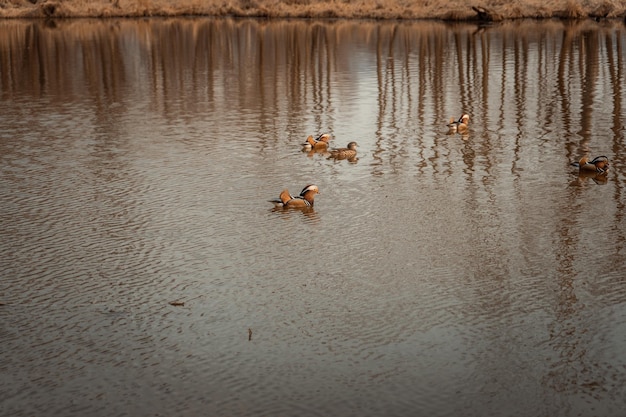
[{"x1": 327, "y1": 141, "x2": 358, "y2": 160}]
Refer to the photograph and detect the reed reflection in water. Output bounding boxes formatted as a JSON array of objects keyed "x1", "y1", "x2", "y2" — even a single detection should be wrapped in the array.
[{"x1": 1, "y1": 17, "x2": 626, "y2": 417}]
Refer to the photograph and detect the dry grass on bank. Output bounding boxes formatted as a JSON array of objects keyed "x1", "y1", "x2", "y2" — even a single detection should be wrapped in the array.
[{"x1": 0, "y1": 0, "x2": 625, "y2": 20}]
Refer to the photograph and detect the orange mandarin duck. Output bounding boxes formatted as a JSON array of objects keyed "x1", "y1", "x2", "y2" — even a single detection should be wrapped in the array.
[
  {"x1": 446, "y1": 114, "x2": 470, "y2": 134},
  {"x1": 302, "y1": 133, "x2": 332, "y2": 151},
  {"x1": 571, "y1": 156, "x2": 610, "y2": 173},
  {"x1": 327, "y1": 142, "x2": 358, "y2": 160},
  {"x1": 269, "y1": 184, "x2": 320, "y2": 208}
]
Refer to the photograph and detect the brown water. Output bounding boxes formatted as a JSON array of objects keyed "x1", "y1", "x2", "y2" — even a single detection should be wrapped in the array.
[{"x1": 1, "y1": 17, "x2": 626, "y2": 417}]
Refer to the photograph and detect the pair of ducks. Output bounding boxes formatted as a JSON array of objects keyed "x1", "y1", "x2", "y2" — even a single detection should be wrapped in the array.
[
  {"x1": 271, "y1": 133, "x2": 357, "y2": 209},
  {"x1": 302, "y1": 133, "x2": 359, "y2": 160},
  {"x1": 448, "y1": 113, "x2": 611, "y2": 177}
]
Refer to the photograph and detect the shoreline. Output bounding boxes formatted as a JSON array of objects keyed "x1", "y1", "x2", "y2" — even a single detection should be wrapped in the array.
[{"x1": 1, "y1": 0, "x2": 626, "y2": 21}]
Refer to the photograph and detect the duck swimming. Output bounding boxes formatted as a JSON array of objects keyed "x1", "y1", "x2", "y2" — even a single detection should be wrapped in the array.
[
  {"x1": 571, "y1": 156, "x2": 610, "y2": 173},
  {"x1": 447, "y1": 114, "x2": 470, "y2": 134},
  {"x1": 327, "y1": 141, "x2": 358, "y2": 160},
  {"x1": 302, "y1": 133, "x2": 332, "y2": 151},
  {"x1": 269, "y1": 184, "x2": 320, "y2": 208}
]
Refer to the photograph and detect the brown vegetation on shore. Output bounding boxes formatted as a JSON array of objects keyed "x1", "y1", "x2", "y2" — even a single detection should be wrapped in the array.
[{"x1": 0, "y1": 0, "x2": 625, "y2": 20}]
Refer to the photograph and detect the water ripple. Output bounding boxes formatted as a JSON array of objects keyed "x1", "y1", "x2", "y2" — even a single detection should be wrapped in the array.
[{"x1": 2, "y1": 17, "x2": 626, "y2": 417}]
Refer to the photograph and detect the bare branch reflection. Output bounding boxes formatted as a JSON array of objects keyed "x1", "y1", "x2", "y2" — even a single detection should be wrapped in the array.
[{"x1": 1, "y1": 18, "x2": 626, "y2": 413}]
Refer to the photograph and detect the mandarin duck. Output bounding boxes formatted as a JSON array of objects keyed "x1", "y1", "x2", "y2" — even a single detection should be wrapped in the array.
[
  {"x1": 447, "y1": 114, "x2": 470, "y2": 134},
  {"x1": 327, "y1": 142, "x2": 358, "y2": 160},
  {"x1": 571, "y1": 156, "x2": 610, "y2": 173},
  {"x1": 270, "y1": 184, "x2": 320, "y2": 208},
  {"x1": 302, "y1": 133, "x2": 332, "y2": 151}
]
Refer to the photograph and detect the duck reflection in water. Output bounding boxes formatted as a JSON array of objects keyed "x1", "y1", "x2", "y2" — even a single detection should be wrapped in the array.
[
  {"x1": 570, "y1": 170, "x2": 608, "y2": 185},
  {"x1": 304, "y1": 147, "x2": 330, "y2": 158},
  {"x1": 271, "y1": 204, "x2": 319, "y2": 221}
]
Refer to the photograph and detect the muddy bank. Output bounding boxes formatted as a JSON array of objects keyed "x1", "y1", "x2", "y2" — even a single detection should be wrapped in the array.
[{"x1": 1, "y1": 0, "x2": 625, "y2": 20}]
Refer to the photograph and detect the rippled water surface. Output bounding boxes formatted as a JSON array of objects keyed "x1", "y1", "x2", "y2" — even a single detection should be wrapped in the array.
[{"x1": 1, "y1": 17, "x2": 626, "y2": 417}]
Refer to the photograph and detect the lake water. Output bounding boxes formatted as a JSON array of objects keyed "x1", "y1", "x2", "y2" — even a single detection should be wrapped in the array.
[{"x1": 1, "y1": 17, "x2": 626, "y2": 417}]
